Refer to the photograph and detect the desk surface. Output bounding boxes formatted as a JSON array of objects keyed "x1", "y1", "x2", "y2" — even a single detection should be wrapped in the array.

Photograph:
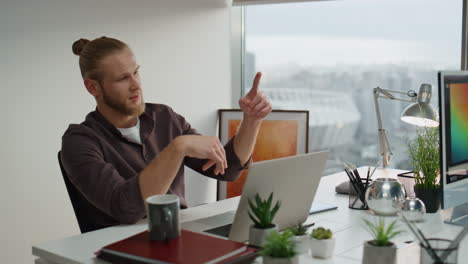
[{"x1": 32, "y1": 168, "x2": 467, "y2": 264}]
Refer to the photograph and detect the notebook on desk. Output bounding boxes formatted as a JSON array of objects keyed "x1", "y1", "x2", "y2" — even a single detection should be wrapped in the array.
[
  {"x1": 182, "y1": 152, "x2": 332, "y2": 242},
  {"x1": 96, "y1": 229, "x2": 251, "y2": 264}
]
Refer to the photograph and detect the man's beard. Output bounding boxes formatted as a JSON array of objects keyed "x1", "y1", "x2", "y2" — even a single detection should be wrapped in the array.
[{"x1": 101, "y1": 87, "x2": 145, "y2": 116}]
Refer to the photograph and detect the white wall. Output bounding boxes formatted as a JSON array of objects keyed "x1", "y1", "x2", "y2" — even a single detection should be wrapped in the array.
[{"x1": 1, "y1": 0, "x2": 232, "y2": 262}]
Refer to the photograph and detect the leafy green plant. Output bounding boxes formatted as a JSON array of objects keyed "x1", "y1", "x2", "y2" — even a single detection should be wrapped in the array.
[
  {"x1": 248, "y1": 192, "x2": 281, "y2": 229},
  {"x1": 260, "y1": 230, "x2": 297, "y2": 258},
  {"x1": 407, "y1": 127, "x2": 440, "y2": 189},
  {"x1": 288, "y1": 222, "x2": 308, "y2": 236},
  {"x1": 363, "y1": 217, "x2": 403, "y2": 247},
  {"x1": 310, "y1": 227, "x2": 333, "y2": 240}
]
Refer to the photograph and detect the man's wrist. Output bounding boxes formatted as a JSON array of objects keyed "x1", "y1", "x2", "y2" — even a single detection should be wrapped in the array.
[
  {"x1": 242, "y1": 114, "x2": 263, "y2": 127},
  {"x1": 243, "y1": 113, "x2": 262, "y2": 122}
]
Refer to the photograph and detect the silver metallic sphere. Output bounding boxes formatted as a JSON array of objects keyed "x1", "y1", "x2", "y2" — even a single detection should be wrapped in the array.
[
  {"x1": 365, "y1": 178, "x2": 406, "y2": 216},
  {"x1": 401, "y1": 197, "x2": 426, "y2": 222}
]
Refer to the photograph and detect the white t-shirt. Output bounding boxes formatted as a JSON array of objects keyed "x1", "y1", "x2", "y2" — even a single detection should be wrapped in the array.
[{"x1": 117, "y1": 118, "x2": 142, "y2": 145}]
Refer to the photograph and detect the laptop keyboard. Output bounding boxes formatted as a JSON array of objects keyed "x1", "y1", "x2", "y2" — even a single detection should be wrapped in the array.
[
  {"x1": 195, "y1": 202, "x2": 337, "y2": 238},
  {"x1": 204, "y1": 223, "x2": 233, "y2": 237}
]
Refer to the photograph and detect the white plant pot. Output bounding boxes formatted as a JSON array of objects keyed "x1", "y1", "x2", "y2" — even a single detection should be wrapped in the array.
[
  {"x1": 309, "y1": 237, "x2": 335, "y2": 259},
  {"x1": 263, "y1": 255, "x2": 299, "y2": 264},
  {"x1": 293, "y1": 235, "x2": 310, "y2": 255},
  {"x1": 249, "y1": 225, "x2": 278, "y2": 247},
  {"x1": 362, "y1": 240, "x2": 396, "y2": 264}
]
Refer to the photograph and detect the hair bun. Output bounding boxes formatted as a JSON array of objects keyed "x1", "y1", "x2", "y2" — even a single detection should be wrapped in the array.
[{"x1": 72, "y1": 38, "x2": 90, "y2": 55}]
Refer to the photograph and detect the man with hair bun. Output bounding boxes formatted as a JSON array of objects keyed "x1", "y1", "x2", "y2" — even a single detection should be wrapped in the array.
[{"x1": 61, "y1": 36, "x2": 272, "y2": 232}]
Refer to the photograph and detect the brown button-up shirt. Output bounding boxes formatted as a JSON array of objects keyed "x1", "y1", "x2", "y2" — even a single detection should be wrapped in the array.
[{"x1": 61, "y1": 103, "x2": 247, "y2": 229}]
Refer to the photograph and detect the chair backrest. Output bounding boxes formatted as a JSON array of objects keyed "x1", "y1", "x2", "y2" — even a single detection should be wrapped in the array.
[{"x1": 58, "y1": 151, "x2": 103, "y2": 233}]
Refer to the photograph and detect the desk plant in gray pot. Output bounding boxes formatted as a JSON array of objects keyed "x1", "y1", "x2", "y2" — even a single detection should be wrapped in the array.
[
  {"x1": 362, "y1": 217, "x2": 403, "y2": 264},
  {"x1": 261, "y1": 230, "x2": 298, "y2": 264},
  {"x1": 248, "y1": 192, "x2": 281, "y2": 247},
  {"x1": 287, "y1": 222, "x2": 309, "y2": 254},
  {"x1": 309, "y1": 227, "x2": 335, "y2": 259},
  {"x1": 408, "y1": 127, "x2": 440, "y2": 213}
]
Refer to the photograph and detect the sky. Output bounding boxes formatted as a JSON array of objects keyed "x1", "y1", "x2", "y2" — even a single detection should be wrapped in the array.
[{"x1": 245, "y1": 0, "x2": 463, "y2": 69}]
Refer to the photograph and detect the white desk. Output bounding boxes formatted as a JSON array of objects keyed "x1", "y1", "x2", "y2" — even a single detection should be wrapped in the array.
[{"x1": 32, "y1": 168, "x2": 467, "y2": 264}]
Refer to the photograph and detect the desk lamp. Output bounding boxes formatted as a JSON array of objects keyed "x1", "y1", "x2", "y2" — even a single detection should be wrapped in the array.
[{"x1": 373, "y1": 84, "x2": 439, "y2": 167}]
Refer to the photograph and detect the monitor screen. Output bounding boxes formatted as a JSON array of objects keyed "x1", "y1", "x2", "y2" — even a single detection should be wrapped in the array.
[
  {"x1": 446, "y1": 82, "x2": 468, "y2": 166},
  {"x1": 439, "y1": 71, "x2": 468, "y2": 209}
]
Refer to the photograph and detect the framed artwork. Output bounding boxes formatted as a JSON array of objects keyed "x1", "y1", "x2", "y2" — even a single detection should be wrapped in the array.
[{"x1": 217, "y1": 109, "x2": 309, "y2": 200}]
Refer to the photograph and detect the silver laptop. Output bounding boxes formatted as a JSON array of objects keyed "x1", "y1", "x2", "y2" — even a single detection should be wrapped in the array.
[{"x1": 182, "y1": 151, "x2": 329, "y2": 243}]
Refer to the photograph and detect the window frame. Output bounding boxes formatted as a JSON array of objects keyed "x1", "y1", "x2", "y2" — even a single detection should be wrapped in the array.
[{"x1": 230, "y1": 6, "x2": 245, "y2": 107}]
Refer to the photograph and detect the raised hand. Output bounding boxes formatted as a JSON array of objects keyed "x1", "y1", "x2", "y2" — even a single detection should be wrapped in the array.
[
  {"x1": 238, "y1": 72, "x2": 272, "y2": 120},
  {"x1": 177, "y1": 135, "x2": 227, "y2": 175}
]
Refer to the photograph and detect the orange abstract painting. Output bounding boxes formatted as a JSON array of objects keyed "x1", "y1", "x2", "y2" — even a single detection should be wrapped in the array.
[{"x1": 226, "y1": 120, "x2": 298, "y2": 198}]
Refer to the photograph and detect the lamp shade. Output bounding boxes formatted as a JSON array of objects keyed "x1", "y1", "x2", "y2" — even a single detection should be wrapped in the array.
[{"x1": 400, "y1": 103, "x2": 439, "y2": 127}]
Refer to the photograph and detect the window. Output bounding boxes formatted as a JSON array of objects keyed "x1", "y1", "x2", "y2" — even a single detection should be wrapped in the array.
[{"x1": 238, "y1": 0, "x2": 463, "y2": 174}]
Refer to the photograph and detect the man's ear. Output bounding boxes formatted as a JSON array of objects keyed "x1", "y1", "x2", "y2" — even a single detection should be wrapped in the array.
[{"x1": 84, "y1": 79, "x2": 101, "y2": 97}]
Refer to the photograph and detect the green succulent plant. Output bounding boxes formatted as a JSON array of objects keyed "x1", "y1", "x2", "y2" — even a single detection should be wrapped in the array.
[
  {"x1": 288, "y1": 222, "x2": 308, "y2": 236},
  {"x1": 248, "y1": 192, "x2": 281, "y2": 229},
  {"x1": 260, "y1": 230, "x2": 297, "y2": 259},
  {"x1": 363, "y1": 217, "x2": 403, "y2": 247},
  {"x1": 310, "y1": 227, "x2": 333, "y2": 240}
]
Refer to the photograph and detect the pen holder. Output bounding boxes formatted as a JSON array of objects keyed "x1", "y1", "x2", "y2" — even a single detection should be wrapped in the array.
[
  {"x1": 420, "y1": 238, "x2": 458, "y2": 264},
  {"x1": 348, "y1": 179, "x2": 369, "y2": 210}
]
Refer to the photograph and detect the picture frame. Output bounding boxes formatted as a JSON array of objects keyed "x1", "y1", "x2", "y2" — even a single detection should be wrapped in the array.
[{"x1": 217, "y1": 109, "x2": 309, "y2": 200}]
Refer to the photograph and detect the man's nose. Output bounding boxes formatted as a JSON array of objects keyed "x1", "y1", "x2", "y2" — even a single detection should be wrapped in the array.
[{"x1": 130, "y1": 76, "x2": 141, "y2": 90}]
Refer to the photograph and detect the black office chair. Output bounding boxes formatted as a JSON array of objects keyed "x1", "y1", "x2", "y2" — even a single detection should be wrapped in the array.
[{"x1": 58, "y1": 151, "x2": 109, "y2": 233}]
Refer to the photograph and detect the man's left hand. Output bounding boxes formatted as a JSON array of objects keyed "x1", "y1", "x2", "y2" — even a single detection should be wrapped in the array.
[{"x1": 238, "y1": 72, "x2": 272, "y2": 121}]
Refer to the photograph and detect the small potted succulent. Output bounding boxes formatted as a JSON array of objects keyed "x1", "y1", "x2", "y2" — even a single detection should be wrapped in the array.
[
  {"x1": 261, "y1": 230, "x2": 298, "y2": 264},
  {"x1": 362, "y1": 217, "x2": 403, "y2": 264},
  {"x1": 287, "y1": 222, "x2": 309, "y2": 254},
  {"x1": 248, "y1": 192, "x2": 281, "y2": 247},
  {"x1": 309, "y1": 227, "x2": 335, "y2": 259},
  {"x1": 407, "y1": 127, "x2": 440, "y2": 213}
]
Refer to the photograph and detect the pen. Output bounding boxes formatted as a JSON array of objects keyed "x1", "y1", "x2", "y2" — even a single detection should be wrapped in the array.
[
  {"x1": 347, "y1": 163, "x2": 367, "y2": 192},
  {"x1": 344, "y1": 163, "x2": 362, "y2": 188},
  {"x1": 350, "y1": 165, "x2": 366, "y2": 194},
  {"x1": 353, "y1": 168, "x2": 361, "y2": 180},
  {"x1": 343, "y1": 163, "x2": 354, "y2": 175},
  {"x1": 440, "y1": 224, "x2": 468, "y2": 261},
  {"x1": 400, "y1": 214, "x2": 442, "y2": 263},
  {"x1": 344, "y1": 169, "x2": 363, "y2": 197},
  {"x1": 416, "y1": 229, "x2": 443, "y2": 263},
  {"x1": 365, "y1": 167, "x2": 371, "y2": 189},
  {"x1": 369, "y1": 160, "x2": 381, "y2": 180},
  {"x1": 352, "y1": 168, "x2": 366, "y2": 193},
  {"x1": 344, "y1": 168, "x2": 366, "y2": 205}
]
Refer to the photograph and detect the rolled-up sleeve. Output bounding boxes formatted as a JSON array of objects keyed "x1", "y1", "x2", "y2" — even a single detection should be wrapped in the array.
[{"x1": 61, "y1": 129, "x2": 145, "y2": 224}]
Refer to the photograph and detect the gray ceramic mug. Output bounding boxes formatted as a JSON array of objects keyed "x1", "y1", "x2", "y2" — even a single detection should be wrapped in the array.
[{"x1": 146, "y1": 194, "x2": 180, "y2": 241}]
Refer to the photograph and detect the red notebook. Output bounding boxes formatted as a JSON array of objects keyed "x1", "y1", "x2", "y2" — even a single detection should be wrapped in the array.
[{"x1": 96, "y1": 229, "x2": 248, "y2": 264}]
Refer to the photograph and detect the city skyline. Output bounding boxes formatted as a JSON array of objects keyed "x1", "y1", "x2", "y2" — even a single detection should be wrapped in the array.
[{"x1": 242, "y1": 0, "x2": 462, "y2": 172}]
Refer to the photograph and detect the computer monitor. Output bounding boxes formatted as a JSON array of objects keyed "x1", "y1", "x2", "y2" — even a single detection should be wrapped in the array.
[{"x1": 438, "y1": 71, "x2": 468, "y2": 226}]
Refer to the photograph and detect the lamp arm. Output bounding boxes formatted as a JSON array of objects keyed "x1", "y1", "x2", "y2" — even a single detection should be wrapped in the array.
[
  {"x1": 373, "y1": 87, "x2": 392, "y2": 167},
  {"x1": 374, "y1": 87, "x2": 417, "y2": 103},
  {"x1": 382, "y1": 127, "x2": 393, "y2": 165},
  {"x1": 373, "y1": 87, "x2": 420, "y2": 167}
]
